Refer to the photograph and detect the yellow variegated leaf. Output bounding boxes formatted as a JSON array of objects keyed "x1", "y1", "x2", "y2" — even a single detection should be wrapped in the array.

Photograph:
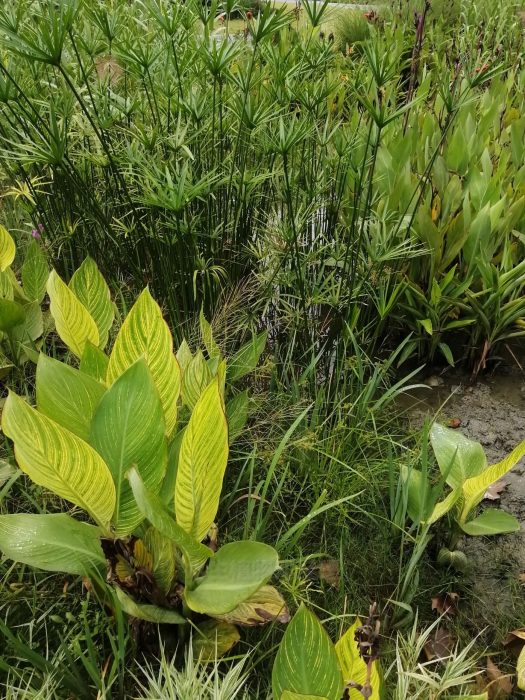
[
  {"x1": 47, "y1": 270, "x2": 99, "y2": 358},
  {"x1": 1, "y1": 392, "x2": 115, "y2": 529},
  {"x1": 199, "y1": 308, "x2": 221, "y2": 360},
  {"x1": 182, "y1": 349, "x2": 211, "y2": 410},
  {"x1": 518, "y1": 643, "x2": 525, "y2": 691},
  {"x1": 69, "y1": 257, "x2": 114, "y2": 349},
  {"x1": 426, "y1": 488, "x2": 463, "y2": 525},
  {"x1": 176, "y1": 377, "x2": 228, "y2": 541},
  {"x1": 335, "y1": 618, "x2": 381, "y2": 700},
  {"x1": 0, "y1": 225, "x2": 15, "y2": 272},
  {"x1": 214, "y1": 584, "x2": 290, "y2": 626},
  {"x1": 272, "y1": 604, "x2": 342, "y2": 700},
  {"x1": 460, "y1": 438, "x2": 525, "y2": 522},
  {"x1": 192, "y1": 620, "x2": 240, "y2": 662},
  {"x1": 176, "y1": 339, "x2": 193, "y2": 373},
  {"x1": 107, "y1": 288, "x2": 180, "y2": 436}
]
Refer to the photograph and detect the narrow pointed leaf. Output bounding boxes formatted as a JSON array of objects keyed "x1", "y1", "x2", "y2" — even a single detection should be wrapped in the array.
[
  {"x1": 21, "y1": 240, "x2": 48, "y2": 303},
  {"x1": 227, "y1": 331, "x2": 267, "y2": 381},
  {"x1": 47, "y1": 270, "x2": 99, "y2": 358},
  {"x1": 176, "y1": 377, "x2": 228, "y2": 541},
  {"x1": 426, "y1": 488, "x2": 463, "y2": 525},
  {"x1": 460, "y1": 509, "x2": 520, "y2": 536},
  {"x1": 2, "y1": 392, "x2": 115, "y2": 528},
  {"x1": 127, "y1": 466, "x2": 212, "y2": 568},
  {"x1": 226, "y1": 391, "x2": 249, "y2": 444},
  {"x1": 114, "y1": 587, "x2": 185, "y2": 624},
  {"x1": 272, "y1": 604, "x2": 343, "y2": 700},
  {"x1": 69, "y1": 257, "x2": 114, "y2": 349},
  {"x1": 0, "y1": 513, "x2": 104, "y2": 575},
  {"x1": 200, "y1": 308, "x2": 221, "y2": 360},
  {"x1": 90, "y1": 360, "x2": 167, "y2": 536},
  {"x1": 36, "y1": 354, "x2": 106, "y2": 441},
  {"x1": 0, "y1": 224, "x2": 15, "y2": 272},
  {"x1": 176, "y1": 339, "x2": 193, "y2": 373},
  {"x1": 107, "y1": 288, "x2": 180, "y2": 435},
  {"x1": 185, "y1": 541, "x2": 279, "y2": 615},
  {"x1": 182, "y1": 349, "x2": 211, "y2": 409}
]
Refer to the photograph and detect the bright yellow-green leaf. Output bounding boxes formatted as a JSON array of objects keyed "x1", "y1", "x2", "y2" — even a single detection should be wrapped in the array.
[
  {"x1": 335, "y1": 618, "x2": 381, "y2": 700},
  {"x1": 518, "y1": 644, "x2": 525, "y2": 691},
  {"x1": 182, "y1": 349, "x2": 212, "y2": 410},
  {"x1": 460, "y1": 438, "x2": 525, "y2": 522},
  {"x1": 214, "y1": 585, "x2": 290, "y2": 626},
  {"x1": 176, "y1": 339, "x2": 193, "y2": 373},
  {"x1": 281, "y1": 693, "x2": 328, "y2": 700},
  {"x1": 80, "y1": 341, "x2": 109, "y2": 384},
  {"x1": 192, "y1": 620, "x2": 240, "y2": 662},
  {"x1": 107, "y1": 288, "x2": 180, "y2": 436},
  {"x1": 90, "y1": 360, "x2": 167, "y2": 536},
  {"x1": 69, "y1": 257, "x2": 114, "y2": 349},
  {"x1": 272, "y1": 604, "x2": 342, "y2": 700},
  {"x1": 0, "y1": 225, "x2": 15, "y2": 272},
  {"x1": 175, "y1": 377, "x2": 228, "y2": 541},
  {"x1": 200, "y1": 308, "x2": 221, "y2": 360},
  {"x1": 47, "y1": 270, "x2": 99, "y2": 358},
  {"x1": 430, "y1": 423, "x2": 486, "y2": 490},
  {"x1": 426, "y1": 488, "x2": 462, "y2": 525},
  {"x1": 1, "y1": 392, "x2": 115, "y2": 529}
]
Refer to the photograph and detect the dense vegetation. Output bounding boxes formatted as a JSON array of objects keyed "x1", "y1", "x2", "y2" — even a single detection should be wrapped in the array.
[{"x1": 1, "y1": 0, "x2": 525, "y2": 697}]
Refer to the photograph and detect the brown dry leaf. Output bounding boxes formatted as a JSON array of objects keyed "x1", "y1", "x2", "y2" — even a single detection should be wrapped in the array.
[
  {"x1": 318, "y1": 559, "x2": 340, "y2": 588},
  {"x1": 486, "y1": 658, "x2": 513, "y2": 698},
  {"x1": 95, "y1": 55, "x2": 123, "y2": 85},
  {"x1": 447, "y1": 417, "x2": 462, "y2": 429},
  {"x1": 484, "y1": 480, "x2": 507, "y2": 501},
  {"x1": 517, "y1": 572, "x2": 525, "y2": 584},
  {"x1": 423, "y1": 627, "x2": 455, "y2": 661},
  {"x1": 502, "y1": 628, "x2": 525, "y2": 655},
  {"x1": 431, "y1": 592, "x2": 459, "y2": 616}
]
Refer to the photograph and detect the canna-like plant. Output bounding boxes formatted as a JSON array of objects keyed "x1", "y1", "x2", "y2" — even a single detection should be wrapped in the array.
[
  {"x1": 403, "y1": 423, "x2": 525, "y2": 550},
  {"x1": 0, "y1": 225, "x2": 48, "y2": 378},
  {"x1": 272, "y1": 604, "x2": 382, "y2": 700},
  {"x1": 0, "y1": 256, "x2": 284, "y2": 659}
]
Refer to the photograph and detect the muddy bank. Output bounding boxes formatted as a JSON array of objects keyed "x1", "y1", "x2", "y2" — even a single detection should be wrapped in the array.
[{"x1": 401, "y1": 371, "x2": 525, "y2": 621}]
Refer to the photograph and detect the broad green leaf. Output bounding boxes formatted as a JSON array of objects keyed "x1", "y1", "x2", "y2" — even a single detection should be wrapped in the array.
[
  {"x1": 226, "y1": 390, "x2": 249, "y2": 444},
  {"x1": 90, "y1": 360, "x2": 167, "y2": 536},
  {"x1": 10, "y1": 301, "x2": 42, "y2": 343},
  {"x1": 185, "y1": 541, "x2": 279, "y2": 615},
  {"x1": 21, "y1": 240, "x2": 48, "y2": 303},
  {"x1": 143, "y1": 526, "x2": 176, "y2": 594},
  {"x1": 36, "y1": 354, "x2": 106, "y2": 441},
  {"x1": 182, "y1": 349, "x2": 212, "y2": 409},
  {"x1": 192, "y1": 620, "x2": 240, "y2": 662},
  {"x1": 200, "y1": 308, "x2": 221, "y2": 360},
  {"x1": 127, "y1": 466, "x2": 212, "y2": 571},
  {"x1": 69, "y1": 257, "x2": 114, "y2": 349},
  {"x1": 214, "y1": 585, "x2": 290, "y2": 626},
  {"x1": 80, "y1": 341, "x2": 109, "y2": 384},
  {"x1": 114, "y1": 587, "x2": 185, "y2": 624},
  {"x1": 1, "y1": 392, "x2": 115, "y2": 529},
  {"x1": 460, "y1": 509, "x2": 520, "y2": 536},
  {"x1": 272, "y1": 604, "x2": 343, "y2": 700},
  {"x1": 402, "y1": 467, "x2": 432, "y2": 523},
  {"x1": 227, "y1": 331, "x2": 267, "y2": 381},
  {"x1": 159, "y1": 428, "x2": 184, "y2": 505},
  {"x1": 518, "y1": 644, "x2": 525, "y2": 691},
  {"x1": 0, "y1": 225, "x2": 15, "y2": 272},
  {"x1": 0, "y1": 269, "x2": 14, "y2": 299},
  {"x1": 47, "y1": 270, "x2": 99, "y2": 358},
  {"x1": 0, "y1": 299, "x2": 25, "y2": 331},
  {"x1": 0, "y1": 513, "x2": 104, "y2": 575},
  {"x1": 335, "y1": 618, "x2": 381, "y2": 700},
  {"x1": 175, "y1": 377, "x2": 228, "y2": 541},
  {"x1": 176, "y1": 339, "x2": 193, "y2": 373},
  {"x1": 430, "y1": 423, "x2": 486, "y2": 489},
  {"x1": 460, "y1": 439, "x2": 525, "y2": 521},
  {"x1": 107, "y1": 288, "x2": 180, "y2": 436}
]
